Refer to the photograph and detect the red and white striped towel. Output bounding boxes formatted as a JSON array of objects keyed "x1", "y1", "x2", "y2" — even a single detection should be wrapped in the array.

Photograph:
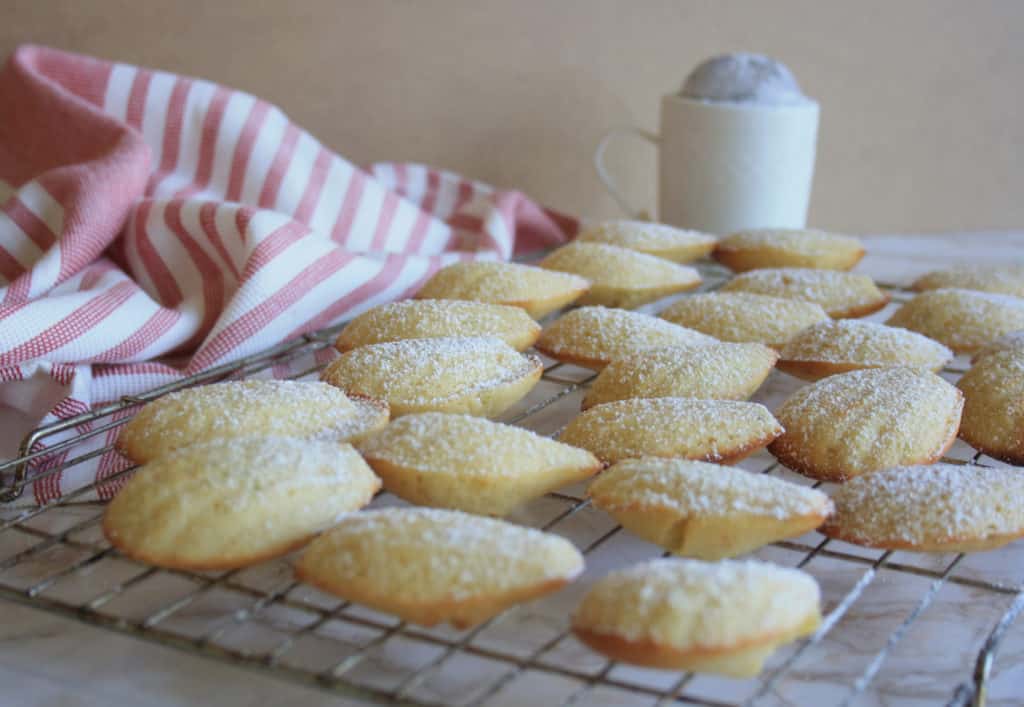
[{"x1": 0, "y1": 46, "x2": 576, "y2": 503}]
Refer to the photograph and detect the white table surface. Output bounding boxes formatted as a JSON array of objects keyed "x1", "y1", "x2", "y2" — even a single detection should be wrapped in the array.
[{"x1": 2, "y1": 231, "x2": 1023, "y2": 707}]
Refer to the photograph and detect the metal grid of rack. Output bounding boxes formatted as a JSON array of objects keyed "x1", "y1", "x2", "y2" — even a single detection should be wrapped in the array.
[{"x1": 1, "y1": 265, "x2": 1022, "y2": 706}]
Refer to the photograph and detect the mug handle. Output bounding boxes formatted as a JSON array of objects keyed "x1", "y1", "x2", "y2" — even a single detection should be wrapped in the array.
[{"x1": 593, "y1": 125, "x2": 660, "y2": 219}]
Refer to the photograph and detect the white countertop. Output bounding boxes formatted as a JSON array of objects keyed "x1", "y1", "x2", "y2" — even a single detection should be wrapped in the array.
[{"x1": 2, "y1": 232, "x2": 1024, "y2": 707}]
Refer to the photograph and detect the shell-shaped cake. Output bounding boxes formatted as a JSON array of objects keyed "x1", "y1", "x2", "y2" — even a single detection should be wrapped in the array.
[
  {"x1": 321, "y1": 336, "x2": 542, "y2": 417},
  {"x1": 912, "y1": 263, "x2": 1024, "y2": 297},
  {"x1": 588, "y1": 458, "x2": 832, "y2": 559},
  {"x1": 575, "y1": 220, "x2": 717, "y2": 263},
  {"x1": 535, "y1": 306, "x2": 715, "y2": 370},
  {"x1": 335, "y1": 300, "x2": 541, "y2": 352},
  {"x1": 957, "y1": 349, "x2": 1024, "y2": 464},
  {"x1": 571, "y1": 558, "x2": 821, "y2": 676},
  {"x1": 973, "y1": 329, "x2": 1024, "y2": 362},
  {"x1": 539, "y1": 242, "x2": 701, "y2": 309},
  {"x1": 295, "y1": 507, "x2": 584, "y2": 628},
  {"x1": 116, "y1": 380, "x2": 388, "y2": 464},
  {"x1": 821, "y1": 464, "x2": 1024, "y2": 552},
  {"x1": 769, "y1": 367, "x2": 963, "y2": 481},
  {"x1": 581, "y1": 343, "x2": 777, "y2": 410},
  {"x1": 714, "y1": 228, "x2": 865, "y2": 272},
  {"x1": 659, "y1": 291, "x2": 829, "y2": 349},
  {"x1": 103, "y1": 438, "x2": 380, "y2": 570},
  {"x1": 886, "y1": 288, "x2": 1024, "y2": 354},
  {"x1": 356, "y1": 413, "x2": 601, "y2": 516},
  {"x1": 414, "y1": 260, "x2": 590, "y2": 319},
  {"x1": 778, "y1": 320, "x2": 953, "y2": 381},
  {"x1": 559, "y1": 398, "x2": 783, "y2": 465},
  {"x1": 722, "y1": 267, "x2": 889, "y2": 318}
]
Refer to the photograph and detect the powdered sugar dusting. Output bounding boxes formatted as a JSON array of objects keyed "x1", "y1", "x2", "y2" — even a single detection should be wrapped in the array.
[
  {"x1": 772, "y1": 367, "x2": 963, "y2": 479},
  {"x1": 155, "y1": 436, "x2": 374, "y2": 493},
  {"x1": 584, "y1": 342, "x2": 777, "y2": 406},
  {"x1": 723, "y1": 267, "x2": 885, "y2": 316},
  {"x1": 336, "y1": 299, "x2": 537, "y2": 350},
  {"x1": 577, "y1": 221, "x2": 717, "y2": 252},
  {"x1": 914, "y1": 264, "x2": 1024, "y2": 297},
  {"x1": 887, "y1": 288, "x2": 1024, "y2": 353},
  {"x1": 540, "y1": 242, "x2": 701, "y2": 288},
  {"x1": 660, "y1": 291, "x2": 829, "y2": 346},
  {"x1": 415, "y1": 260, "x2": 589, "y2": 302},
  {"x1": 560, "y1": 397, "x2": 782, "y2": 463},
  {"x1": 721, "y1": 229, "x2": 862, "y2": 256},
  {"x1": 958, "y1": 349, "x2": 1024, "y2": 460},
  {"x1": 591, "y1": 458, "x2": 831, "y2": 521},
  {"x1": 120, "y1": 380, "x2": 360, "y2": 459},
  {"x1": 572, "y1": 557, "x2": 820, "y2": 647},
  {"x1": 357, "y1": 412, "x2": 596, "y2": 477},
  {"x1": 104, "y1": 437, "x2": 381, "y2": 565},
  {"x1": 781, "y1": 319, "x2": 953, "y2": 369},
  {"x1": 302, "y1": 507, "x2": 583, "y2": 600},
  {"x1": 537, "y1": 306, "x2": 716, "y2": 366},
  {"x1": 307, "y1": 397, "x2": 389, "y2": 443},
  {"x1": 825, "y1": 463, "x2": 1024, "y2": 547},
  {"x1": 321, "y1": 336, "x2": 539, "y2": 406},
  {"x1": 975, "y1": 329, "x2": 1024, "y2": 360}
]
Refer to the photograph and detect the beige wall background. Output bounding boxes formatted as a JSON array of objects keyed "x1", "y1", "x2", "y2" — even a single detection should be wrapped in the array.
[{"x1": 3, "y1": 0, "x2": 1023, "y2": 234}]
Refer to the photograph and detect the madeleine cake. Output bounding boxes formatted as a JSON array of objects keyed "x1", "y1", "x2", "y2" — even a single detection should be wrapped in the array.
[
  {"x1": 103, "y1": 438, "x2": 380, "y2": 570},
  {"x1": 886, "y1": 288, "x2": 1024, "y2": 354},
  {"x1": 296, "y1": 507, "x2": 584, "y2": 628},
  {"x1": 973, "y1": 329, "x2": 1024, "y2": 362},
  {"x1": 912, "y1": 263, "x2": 1024, "y2": 298},
  {"x1": 574, "y1": 220, "x2": 717, "y2": 263},
  {"x1": 116, "y1": 380, "x2": 388, "y2": 464},
  {"x1": 559, "y1": 398, "x2": 783, "y2": 465},
  {"x1": 571, "y1": 558, "x2": 821, "y2": 676},
  {"x1": 769, "y1": 367, "x2": 963, "y2": 481},
  {"x1": 414, "y1": 260, "x2": 590, "y2": 319},
  {"x1": 356, "y1": 413, "x2": 601, "y2": 516},
  {"x1": 714, "y1": 228, "x2": 865, "y2": 272},
  {"x1": 957, "y1": 348, "x2": 1024, "y2": 464},
  {"x1": 535, "y1": 306, "x2": 715, "y2": 370},
  {"x1": 335, "y1": 299, "x2": 541, "y2": 352},
  {"x1": 659, "y1": 291, "x2": 829, "y2": 349},
  {"x1": 778, "y1": 320, "x2": 953, "y2": 381},
  {"x1": 588, "y1": 458, "x2": 832, "y2": 559},
  {"x1": 722, "y1": 267, "x2": 889, "y2": 318},
  {"x1": 821, "y1": 464, "x2": 1024, "y2": 552},
  {"x1": 581, "y1": 342, "x2": 777, "y2": 410},
  {"x1": 538, "y1": 242, "x2": 702, "y2": 309},
  {"x1": 321, "y1": 336, "x2": 542, "y2": 417}
]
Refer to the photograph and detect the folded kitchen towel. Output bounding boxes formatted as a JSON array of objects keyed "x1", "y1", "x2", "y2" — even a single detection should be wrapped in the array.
[{"x1": 0, "y1": 45, "x2": 576, "y2": 503}]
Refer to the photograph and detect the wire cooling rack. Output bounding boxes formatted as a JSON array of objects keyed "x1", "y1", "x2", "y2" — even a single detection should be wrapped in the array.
[{"x1": 1, "y1": 263, "x2": 1022, "y2": 707}]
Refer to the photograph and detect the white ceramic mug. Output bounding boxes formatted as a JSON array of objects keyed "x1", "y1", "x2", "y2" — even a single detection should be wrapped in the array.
[{"x1": 594, "y1": 94, "x2": 820, "y2": 235}]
